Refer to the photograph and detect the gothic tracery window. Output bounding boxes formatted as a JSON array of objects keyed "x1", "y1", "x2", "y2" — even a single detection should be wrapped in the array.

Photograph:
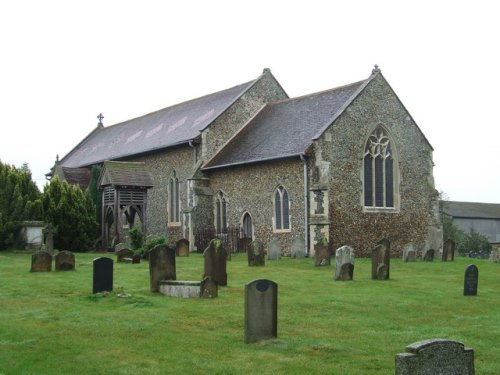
[
  {"x1": 169, "y1": 171, "x2": 180, "y2": 223},
  {"x1": 274, "y1": 186, "x2": 290, "y2": 230},
  {"x1": 215, "y1": 191, "x2": 227, "y2": 234}
]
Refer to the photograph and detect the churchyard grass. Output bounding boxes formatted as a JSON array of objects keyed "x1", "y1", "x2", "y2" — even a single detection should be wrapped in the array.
[{"x1": 0, "y1": 252, "x2": 498, "y2": 374}]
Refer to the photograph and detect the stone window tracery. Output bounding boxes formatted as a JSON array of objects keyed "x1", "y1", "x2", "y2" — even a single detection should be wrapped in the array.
[
  {"x1": 168, "y1": 171, "x2": 180, "y2": 224},
  {"x1": 274, "y1": 186, "x2": 290, "y2": 231},
  {"x1": 215, "y1": 191, "x2": 227, "y2": 234}
]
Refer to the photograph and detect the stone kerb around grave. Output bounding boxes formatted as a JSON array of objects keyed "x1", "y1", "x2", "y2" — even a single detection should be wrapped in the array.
[
  {"x1": 334, "y1": 245, "x2": 355, "y2": 281},
  {"x1": 395, "y1": 339, "x2": 474, "y2": 374}
]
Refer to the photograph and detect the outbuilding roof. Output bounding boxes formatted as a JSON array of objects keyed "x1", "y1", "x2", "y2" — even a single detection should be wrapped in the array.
[
  {"x1": 442, "y1": 201, "x2": 500, "y2": 220},
  {"x1": 99, "y1": 161, "x2": 154, "y2": 188}
]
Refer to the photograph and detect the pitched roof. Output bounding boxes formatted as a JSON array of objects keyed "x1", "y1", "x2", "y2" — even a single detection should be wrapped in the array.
[
  {"x1": 59, "y1": 80, "x2": 257, "y2": 168},
  {"x1": 61, "y1": 167, "x2": 91, "y2": 191},
  {"x1": 202, "y1": 79, "x2": 368, "y2": 170},
  {"x1": 99, "y1": 161, "x2": 153, "y2": 188},
  {"x1": 442, "y1": 201, "x2": 500, "y2": 219}
]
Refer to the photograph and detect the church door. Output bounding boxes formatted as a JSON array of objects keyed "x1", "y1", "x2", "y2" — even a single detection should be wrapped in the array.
[{"x1": 239, "y1": 212, "x2": 253, "y2": 253}]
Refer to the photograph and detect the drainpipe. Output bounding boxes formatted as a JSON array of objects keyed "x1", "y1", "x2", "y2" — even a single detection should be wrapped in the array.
[{"x1": 300, "y1": 154, "x2": 309, "y2": 256}]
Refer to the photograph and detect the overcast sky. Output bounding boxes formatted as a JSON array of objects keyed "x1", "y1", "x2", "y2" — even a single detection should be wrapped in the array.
[{"x1": 1, "y1": 0, "x2": 498, "y2": 203}]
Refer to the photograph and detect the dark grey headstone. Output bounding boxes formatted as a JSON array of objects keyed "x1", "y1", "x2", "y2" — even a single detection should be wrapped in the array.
[
  {"x1": 423, "y1": 249, "x2": 435, "y2": 261},
  {"x1": 371, "y1": 238, "x2": 390, "y2": 280},
  {"x1": 464, "y1": 264, "x2": 478, "y2": 296},
  {"x1": 442, "y1": 239, "x2": 455, "y2": 262},
  {"x1": 247, "y1": 240, "x2": 265, "y2": 266},
  {"x1": 31, "y1": 251, "x2": 53, "y2": 272},
  {"x1": 267, "y1": 239, "x2": 281, "y2": 260},
  {"x1": 116, "y1": 248, "x2": 134, "y2": 263},
  {"x1": 203, "y1": 239, "x2": 227, "y2": 286},
  {"x1": 176, "y1": 238, "x2": 190, "y2": 257},
  {"x1": 55, "y1": 250, "x2": 75, "y2": 271},
  {"x1": 244, "y1": 279, "x2": 278, "y2": 344},
  {"x1": 314, "y1": 239, "x2": 330, "y2": 266},
  {"x1": 93, "y1": 257, "x2": 113, "y2": 294},
  {"x1": 334, "y1": 245, "x2": 355, "y2": 281},
  {"x1": 291, "y1": 237, "x2": 305, "y2": 259},
  {"x1": 200, "y1": 277, "x2": 218, "y2": 298},
  {"x1": 238, "y1": 237, "x2": 252, "y2": 256},
  {"x1": 395, "y1": 339, "x2": 474, "y2": 374},
  {"x1": 149, "y1": 244, "x2": 176, "y2": 292}
]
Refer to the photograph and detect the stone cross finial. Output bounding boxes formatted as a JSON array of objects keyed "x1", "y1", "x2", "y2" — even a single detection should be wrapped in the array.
[
  {"x1": 372, "y1": 64, "x2": 381, "y2": 74},
  {"x1": 97, "y1": 113, "x2": 104, "y2": 126}
]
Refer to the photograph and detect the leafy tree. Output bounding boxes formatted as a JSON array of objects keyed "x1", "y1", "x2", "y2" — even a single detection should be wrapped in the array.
[{"x1": 87, "y1": 164, "x2": 103, "y2": 237}]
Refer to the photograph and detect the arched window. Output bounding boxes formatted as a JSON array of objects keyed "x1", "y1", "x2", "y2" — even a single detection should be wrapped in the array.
[
  {"x1": 215, "y1": 191, "x2": 227, "y2": 234},
  {"x1": 274, "y1": 186, "x2": 290, "y2": 230},
  {"x1": 169, "y1": 171, "x2": 180, "y2": 223},
  {"x1": 363, "y1": 127, "x2": 396, "y2": 208}
]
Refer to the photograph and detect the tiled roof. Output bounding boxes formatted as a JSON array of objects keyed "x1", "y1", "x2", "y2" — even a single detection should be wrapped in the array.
[
  {"x1": 202, "y1": 80, "x2": 367, "y2": 170},
  {"x1": 60, "y1": 80, "x2": 256, "y2": 168},
  {"x1": 442, "y1": 201, "x2": 500, "y2": 219},
  {"x1": 99, "y1": 161, "x2": 154, "y2": 188},
  {"x1": 61, "y1": 167, "x2": 91, "y2": 191}
]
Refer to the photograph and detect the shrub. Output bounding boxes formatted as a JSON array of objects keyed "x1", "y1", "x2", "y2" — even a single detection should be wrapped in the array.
[
  {"x1": 128, "y1": 226, "x2": 145, "y2": 250},
  {"x1": 138, "y1": 235, "x2": 167, "y2": 259}
]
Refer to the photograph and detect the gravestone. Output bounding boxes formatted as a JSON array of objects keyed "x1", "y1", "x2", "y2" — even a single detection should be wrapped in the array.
[
  {"x1": 402, "y1": 243, "x2": 416, "y2": 262},
  {"x1": 442, "y1": 239, "x2": 455, "y2": 262},
  {"x1": 395, "y1": 339, "x2": 474, "y2": 374},
  {"x1": 149, "y1": 244, "x2": 176, "y2": 292},
  {"x1": 463, "y1": 264, "x2": 478, "y2": 296},
  {"x1": 490, "y1": 248, "x2": 500, "y2": 263},
  {"x1": 92, "y1": 257, "x2": 113, "y2": 294},
  {"x1": 334, "y1": 245, "x2": 355, "y2": 281},
  {"x1": 247, "y1": 240, "x2": 265, "y2": 266},
  {"x1": 132, "y1": 254, "x2": 141, "y2": 264},
  {"x1": 238, "y1": 237, "x2": 252, "y2": 256},
  {"x1": 55, "y1": 250, "x2": 75, "y2": 271},
  {"x1": 203, "y1": 239, "x2": 227, "y2": 286},
  {"x1": 114, "y1": 242, "x2": 128, "y2": 252},
  {"x1": 291, "y1": 237, "x2": 305, "y2": 259},
  {"x1": 30, "y1": 251, "x2": 53, "y2": 272},
  {"x1": 200, "y1": 276, "x2": 218, "y2": 298},
  {"x1": 116, "y1": 248, "x2": 134, "y2": 263},
  {"x1": 244, "y1": 279, "x2": 278, "y2": 344},
  {"x1": 423, "y1": 249, "x2": 435, "y2": 261},
  {"x1": 43, "y1": 223, "x2": 56, "y2": 255},
  {"x1": 267, "y1": 239, "x2": 281, "y2": 260},
  {"x1": 314, "y1": 238, "x2": 330, "y2": 266},
  {"x1": 176, "y1": 238, "x2": 190, "y2": 257},
  {"x1": 371, "y1": 238, "x2": 390, "y2": 280}
]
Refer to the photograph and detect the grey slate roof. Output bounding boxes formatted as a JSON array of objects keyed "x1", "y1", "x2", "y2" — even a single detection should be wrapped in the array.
[
  {"x1": 99, "y1": 161, "x2": 154, "y2": 188},
  {"x1": 202, "y1": 80, "x2": 367, "y2": 170},
  {"x1": 60, "y1": 80, "x2": 256, "y2": 168},
  {"x1": 442, "y1": 201, "x2": 500, "y2": 219}
]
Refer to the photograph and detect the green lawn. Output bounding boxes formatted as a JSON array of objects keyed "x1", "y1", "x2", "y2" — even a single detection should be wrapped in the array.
[{"x1": 0, "y1": 252, "x2": 498, "y2": 375}]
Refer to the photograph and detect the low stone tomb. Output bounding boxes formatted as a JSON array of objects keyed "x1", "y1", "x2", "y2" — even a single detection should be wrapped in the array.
[
  {"x1": 55, "y1": 250, "x2": 75, "y2": 271},
  {"x1": 159, "y1": 277, "x2": 218, "y2": 298},
  {"x1": 371, "y1": 238, "x2": 390, "y2": 280},
  {"x1": 464, "y1": 264, "x2": 478, "y2": 296},
  {"x1": 314, "y1": 238, "x2": 330, "y2": 266},
  {"x1": 395, "y1": 338, "x2": 474, "y2": 374},
  {"x1": 203, "y1": 239, "x2": 227, "y2": 286},
  {"x1": 267, "y1": 239, "x2": 281, "y2": 260},
  {"x1": 149, "y1": 244, "x2": 176, "y2": 292},
  {"x1": 423, "y1": 248, "x2": 435, "y2": 261},
  {"x1": 175, "y1": 238, "x2": 190, "y2": 257},
  {"x1": 291, "y1": 236, "x2": 305, "y2": 259},
  {"x1": 334, "y1": 245, "x2": 355, "y2": 281},
  {"x1": 247, "y1": 240, "x2": 265, "y2": 266},
  {"x1": 244, "y1": 279, "x2": 278, "y2": 344},
  {"x1": 116, "y1": 248, "x2": 134, "y2": 263},
  {"x1": 402, "y1": 243, "x2": 416, "y2": 262},
  {"x1": 442, "y1": 239, "x2": 455, "y2": 262},
  {"x1": 31, "y1": 251, "x2": 53, "y2": 272},
  {"x1": 93, "y1": 257, "x2": 113, "y2": 294}
]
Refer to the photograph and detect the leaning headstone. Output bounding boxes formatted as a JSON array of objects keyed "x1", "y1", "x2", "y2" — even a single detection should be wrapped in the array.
[
  {"x1": 244, "y1": 279, "x2": 278, "y2": 344},
  {"x1": 490, "y1": 248, "x2": 500, "y2": 263},
  {"x1": 92, "y1": 257, "x2": 113, "y2": 294},
  {"x1": 31, "y1": 251, "x2": 53, "y2": 272},
  {"x1": 203, "y1": 239, "x2": 227, "y2": 286},
  {"x1": 402, "y1": 243, "x2": 416, "y2": 262},
  {"x1": 371, "y1": 238, "x2": 390, "y2": 280},
  {"x1": 395, "y1": 339, "x2": 474, "y2": 374},
  {"x1": 116, "y1": 248, "x2": 134, "y2": 263},
  {"x1": 267, "y1": 239, "x2": 281, "y2": 260},
  {"x1": 423, "y1": 249, "x2": 435, "y2": 261},
  {"x1": 55, "y1": 250, "x2": 75, "y2": 271},
  {"x1": 291, "y1": 237, "x2": 305, "y2": 259},
  {"x1": 314, "y1": 237, "x2": 330, "y2": 266},
  {"x1": 335, "y1": 245, "x2": 355, "y2": 281},
  {"x1": 464, "y1": 264, "x2": 478, "y2": 296},
  {"x1": 247, "y1": 240, "x2": 265, "y2": 266},
  {"x1": 200, "y1": 276, "x2": 218, "y2": 298},
  {"x1": 175, "y1": 239, "x2": 190, "y2": 257},
  {"x1": 149, "y1": 244, "x2": 176, "y2": 292},
  {"x1": 442, "y1": 239, "x2": 455, "y2": 262}
]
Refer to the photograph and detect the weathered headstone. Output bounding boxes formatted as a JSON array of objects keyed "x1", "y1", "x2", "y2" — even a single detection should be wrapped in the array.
[
  {"x1": 334, "y1": 245, "x2": 355, "y2": 281},
  {"x1": 92, "y1": 257, "x2": 113, "y2": 294},
  {"x1": 175, "y1": 238, "x2": 190, "y2": 257},
  {"x1": 291, "y1": 237, "x2": 305, "y2": 259},
  {"x1": 200, "y1": 276, "x2": 218, "y2": 298},
  {"x1": 371, "y1": 238, "x2": 390, "y2": 280},
  {"x1": 55, "y1": 250, "x2": 75, "y2": 271},
  {"x1": 395, "y1": 339, "x2": 475, "y2": 374},
  {"x1": 238, "y1": 237, "x2": 252, "y2": 256},
  {"x1": 247, "y1": 240, "x2": 265, "y2": 266},
  {"x1": 149, "y1": 244, "x2": 176, "y2": 292},
  {"x1": 402, "y1": 243, "x2": 416, "y2": 262},
  {"x1": 114, "y1": 242, "x2": 128, "y2": 252},
  {"x1": 116, "y1": 248, "x2": 134, "y2": 263},
  {"x1": 490, "y1": 248, "x2": 500, "y2": 263},
  {"x1": 203, "y1": 239, "x2": 227, "y2": 286},
  {"x1": 132, "y1": 254, "x2": 141, "y2": 264},
  {"x1": 314, "y1": 237, "x2": 330, "y2": 266},
  {"x1": 423, "y1": 249, "x2": 435, "y2": 261},
  {"x1": 464, "y1": 264, "x2": 478, "y2": 296},
  {"x1": 442, "y1": 239, "x2": 455, "y2": 262},
  {"x1": 43, "y1": 223, "x2": 56, "y2": 255},
  {"x1": 244, "y1": 279, "x2": 278, "y2": 344},
  {"x1": 267, "y1": 239, "x2": 281, "y2": 260},
  {"x1": 31, "y1": 251, "x2": 53, "y2": 272}
]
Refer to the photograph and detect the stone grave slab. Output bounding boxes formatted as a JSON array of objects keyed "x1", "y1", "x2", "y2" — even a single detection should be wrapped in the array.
[
  {"x1": 31, "y1": 251, "x2": 53, "y2": 272},
  {"x1": 93, "y1": 257, "x2": 113, "y2": 294},
  {"x1": 335, "y1": 245, "x2": 355, "y2": 281},
  {"x1": 149, "y1": 244, "x2": 176, "y2": 292},
  {"x1": 244, "y1": 279, "x2": 278, "y2": 344},
  {"x1": 464, "y1": 264, "x2": 478, "y2": 296},
  {"x1": 371, "y1": 238, "x2": 390, "y2": 280},
  {"x1": 55, "y1": 250, "x2": 75, "y2": 271},
  {"x1": 247, "y1": 240, "x2": 265, "y2": 266},
  {"x1": 176, "y1": 239, "x2": 190, "y2": 257},
  {"x1": 203, "y1": 239, "x2": 227, "y2": 286},
  {"x1": 267, "y1": 239, "x2": 281, "y2": 260},
  {"x1": 291, "y1": 237, "x2": 305, "y2": 259}
]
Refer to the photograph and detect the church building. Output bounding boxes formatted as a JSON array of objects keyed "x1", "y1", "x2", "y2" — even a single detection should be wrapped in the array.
[{"x1": 52, "y1": 66, "x2": 441, "y2": 256}]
